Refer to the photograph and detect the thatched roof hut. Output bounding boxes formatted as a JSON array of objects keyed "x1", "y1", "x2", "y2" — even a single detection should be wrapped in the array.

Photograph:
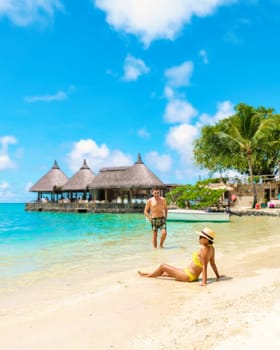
[
  {"x1": 28, "y1": 154, "x2": 167, "y2": 208},
  {"x1": 90, "y1": 154, "x2": 164, "y2": 190},
  {"x1": 89, "y1": 166, "x2": 129, "y2": 189},
  {"x1": 62, "y1": 159, "x2": 95, "y2": 192},
  {"x1": 29, "y1": 160, "x2": 68, "y2": 201},
  {"x1": 89, "y1": 154, "x2": 165, "y2": 203},
  {"x1": 30, "y1": 160, "x2": 68, "y2": 193},
  {"x1": 125, "y1": 154, "x2": 164, "y2": 188}
]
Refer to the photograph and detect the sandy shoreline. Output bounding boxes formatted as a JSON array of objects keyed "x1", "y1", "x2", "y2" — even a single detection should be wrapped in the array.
[{"x1": 1, "y1": 239, "x2": 280, "y2": 349}]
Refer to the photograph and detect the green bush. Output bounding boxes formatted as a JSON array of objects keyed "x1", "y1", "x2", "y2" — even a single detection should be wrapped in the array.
[{"x1": 166, "y1": 183, "x2": 224, "y2": 209}]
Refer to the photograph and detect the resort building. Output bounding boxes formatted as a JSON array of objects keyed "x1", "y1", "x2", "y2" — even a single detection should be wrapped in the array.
[
  {"x1": 26, "y1": 154, "x2": 167, "y2": 213},
  {"x1": 89, "y1": 153, "x2": 165, "y2": 211},
  {"x1": 29, "y1": 160, "x2": 68, "y2": 203},
  {"x1": 26, "y1": 155, "x2": 280, "y2": 213},
  {"x1": 232, "y1": 177, "x2": 280, "y2": 208},
  {"x1": 62, "y1": 159, "x2": 95, "y2": 202}
]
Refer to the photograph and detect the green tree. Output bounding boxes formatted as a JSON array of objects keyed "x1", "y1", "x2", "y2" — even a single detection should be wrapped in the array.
[
  {"x1": 194, "y1": 103, "x2": 280, "y2": 207},
  {"x1": 166, "y1": 183, "x2": 224, "y2": 209}
]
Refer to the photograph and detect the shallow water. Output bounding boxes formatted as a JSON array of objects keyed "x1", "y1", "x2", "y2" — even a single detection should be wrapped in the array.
[{"x1": 0, "y1": 203, "x2": 279, "y2": 289}]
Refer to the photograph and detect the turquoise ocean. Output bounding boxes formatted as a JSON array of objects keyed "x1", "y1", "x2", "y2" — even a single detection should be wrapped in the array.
[{"x1": 1, "y1": 203, "x2": 279, "y2": 290}]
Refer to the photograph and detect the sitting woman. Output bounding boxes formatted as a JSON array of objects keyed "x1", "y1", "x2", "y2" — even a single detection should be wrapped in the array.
[{"x1": 138, "y1": 227, "x2": 224, "y2": 286}]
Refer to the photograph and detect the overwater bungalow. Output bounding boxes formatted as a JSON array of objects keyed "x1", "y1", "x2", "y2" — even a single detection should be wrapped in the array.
[
  {"x1": 61, "y1": 159, "x2": 95, "y2": 202},
  {"x1": 29, "y1": 160, "x2": 68, "y2": 202},
  {"x1": 89, "y1": 154, "x2": 165, "y2": 211},
  {"x1": 26, "y1": 154, "x2": 167, "y2": 213}
]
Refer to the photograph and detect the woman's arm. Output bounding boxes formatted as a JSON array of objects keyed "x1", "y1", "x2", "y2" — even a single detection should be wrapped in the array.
[{"x1": 209, "y1": 248, "x2": 222, "y2": 279}]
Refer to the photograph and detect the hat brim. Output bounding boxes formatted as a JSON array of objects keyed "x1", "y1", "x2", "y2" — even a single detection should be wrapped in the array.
[{"x1": 195, "y1": 230, "x2": 214, "y2": 241}]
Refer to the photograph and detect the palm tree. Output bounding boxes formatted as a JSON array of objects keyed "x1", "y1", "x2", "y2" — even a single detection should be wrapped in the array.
[{"x1": 219, "y1": 103, "x2": 276, "y2": 207}]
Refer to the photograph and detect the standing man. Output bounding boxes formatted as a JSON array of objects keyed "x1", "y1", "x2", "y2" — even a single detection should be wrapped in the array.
[{"x1": 144, "y1": 188, "x2": 168, "y2": 248}]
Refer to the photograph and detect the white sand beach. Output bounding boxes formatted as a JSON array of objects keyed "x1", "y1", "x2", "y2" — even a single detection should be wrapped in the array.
[{"x1": 0, "y1": 233, "x2": 280, "y2": 350}]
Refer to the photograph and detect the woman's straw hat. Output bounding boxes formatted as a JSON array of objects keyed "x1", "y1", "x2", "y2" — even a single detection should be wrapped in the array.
[{"x1": 196, "y1": 227, "x2": 216, "y2": 242}]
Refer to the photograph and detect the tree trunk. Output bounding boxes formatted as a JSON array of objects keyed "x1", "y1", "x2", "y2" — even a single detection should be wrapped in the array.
[{"x1": 248, "y1": 155, "x2": 257, "y2": 208}]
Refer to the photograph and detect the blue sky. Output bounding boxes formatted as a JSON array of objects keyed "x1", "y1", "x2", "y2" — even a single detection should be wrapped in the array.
[{"x1": 1, "y1": 0, "x2": 280, "y2": 203}]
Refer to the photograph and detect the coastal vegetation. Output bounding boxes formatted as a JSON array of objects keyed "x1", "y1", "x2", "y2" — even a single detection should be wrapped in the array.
[
  {"x1": 167, "y1": 103, "x2": 280, "y2": 209},
  {"x1": 166, "y1": 180, "x2": 224, "y2": 209},
  {"x1": 193, "y1": 103, "x2": 280, "y2": 207}
]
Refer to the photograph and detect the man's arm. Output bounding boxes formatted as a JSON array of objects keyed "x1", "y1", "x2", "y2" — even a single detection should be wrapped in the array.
[{"x1": 144, "y1": 200, "x2": 152, "y2": 221}]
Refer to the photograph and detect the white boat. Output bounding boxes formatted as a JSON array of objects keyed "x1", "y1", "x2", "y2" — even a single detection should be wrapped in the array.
[{"x1": 167, "y1": 209, "x2": 230, "y2": 222}]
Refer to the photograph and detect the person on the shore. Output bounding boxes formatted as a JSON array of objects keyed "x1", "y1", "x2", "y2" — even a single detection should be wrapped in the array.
[
  {"x1": 144, "y1": 188, "x2": 168, "y2": 248},
  {"x1": 138, "y1": 227, "x2": 224, "y2": 286}
]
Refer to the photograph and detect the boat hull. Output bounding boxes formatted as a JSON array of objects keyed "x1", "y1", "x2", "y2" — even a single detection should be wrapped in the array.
[{"x1": 167, "y1": 209, "x2": 230, "y2": 222}]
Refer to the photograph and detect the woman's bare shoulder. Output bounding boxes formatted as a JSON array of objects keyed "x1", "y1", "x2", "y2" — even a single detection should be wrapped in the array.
[{"x1": 199, "y1": 244, "x2": 212, "y2": 256}]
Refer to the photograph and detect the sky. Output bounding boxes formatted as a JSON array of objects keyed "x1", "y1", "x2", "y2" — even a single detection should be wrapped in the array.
[{"x1": 1, "y1": 0, "x2": 280, "y2": 203}]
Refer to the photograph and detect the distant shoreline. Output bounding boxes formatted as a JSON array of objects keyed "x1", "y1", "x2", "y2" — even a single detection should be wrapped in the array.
[
  {"x1": 229, "y1": 206, "x2": 280, "y2": 217},
  {"x1": 2, "y1": 201, "x2": 280, "y2": 217}
]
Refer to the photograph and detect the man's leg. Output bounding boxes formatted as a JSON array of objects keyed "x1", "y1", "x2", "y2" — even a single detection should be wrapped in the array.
[
  {"x1": 160, "y1": 228, "x2": 167, "y2": 248},
  {"x1": 152, "y1": 230, "x2": 158, "y2": 248}
]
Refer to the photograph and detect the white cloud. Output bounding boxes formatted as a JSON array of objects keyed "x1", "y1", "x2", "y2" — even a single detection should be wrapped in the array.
[
  {"x1": 172, "y1": 166, "x2": 207, "y2": 183},
  {"x1": 198, "y1": 100, "x2": 234, "y2": 125},
  {"x1": 0, "y1": 181, "x2": 14, "y2": 201},
  {"x1": 165, "y1": 101, "x2": 234, "y2": 165},
  {"x1": 145, "y1": 151, "x2": 172, "y2": 173},
  {"x1": 0, "y1": 0, "x2": 63, "y2": 26},
  {"x1": 166, "y1": 123, "x2": 198, "y2": 160},
  {"x1": 165, "y1": 61, "x2": 193, "y2": 87},
  {"x1": 0, "y1": 154, "x2": 15, "y2": 170},
  {"x1": 122, "y1": 55, "x2": 150, "y2": 81},
  {"x1": 109, "y1": 150, "x2": 133, "y2": 167},
  {"x1": 0, "y1": 135, "x2": 16, "y2": 151},
  {"x1": 163, "y1": 62, "x2": 197, "y2": 123},
  {"x1": 0, "y1": 136, "x2": 17, "y2": 170},
  {"x1": 0, "y1": 180, "x2": 9, "y2": 190},
  {"x1": 199, "y1": 49, "x2": 209, "y2": 64},
  {"x1": 138, "y1": 128, "x2": 150, "y2": 139},
  {"x1": 164, "y1": 86, "x2": 175, "y2": 100},
  {"x1": 164, "y1": 97, "x2": 198, "y2": 124},
  {"x1": 94, "y1": 0, "x2": 234, "y2": 45},
  {"x1": 66, "y1": 138, "x2": 132, "y2": 173},
  {"x1": 163, "y1": 100, "x2": 236, "y2": 183},
  {"x1": 160, "y1": 57, "x2": 234, "y2": 183},
  {"x1": 24, "y1": 90, "x2": 67, "y2": 103},
  {"x1": 25, "y1": 181, "x2": 33, "y2": 192}
]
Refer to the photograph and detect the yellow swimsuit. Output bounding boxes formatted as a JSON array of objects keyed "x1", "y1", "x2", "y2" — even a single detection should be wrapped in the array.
[
  {"x1": 183, "y1": 251, "x2": 202, "y2": 282},
  {"x1": 192, "y1": 251, "x2": 202, "y2": 268}
]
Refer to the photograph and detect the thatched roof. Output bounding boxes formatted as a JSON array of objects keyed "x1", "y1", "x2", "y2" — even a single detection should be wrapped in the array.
[
  {"x1": 62, "y1": 159, "x2": 95, "y2": 191},
  {"x1": 29, "y1": 161, "x2": 68, "y2": 192},
  {"x1": 89, "y1": 167, "x2": 129, "y2": 189},
  {"x1": 125, "y1": 154, "x2": 164, "y2": 188},
  {"x1": 90, "y1": 154, "x2": 164, "y2": 189}
]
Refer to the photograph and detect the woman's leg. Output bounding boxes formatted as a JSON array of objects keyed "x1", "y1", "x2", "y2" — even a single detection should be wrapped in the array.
[{"x1": 138, "y1": 264, "x2": 189, "y2": 282}]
